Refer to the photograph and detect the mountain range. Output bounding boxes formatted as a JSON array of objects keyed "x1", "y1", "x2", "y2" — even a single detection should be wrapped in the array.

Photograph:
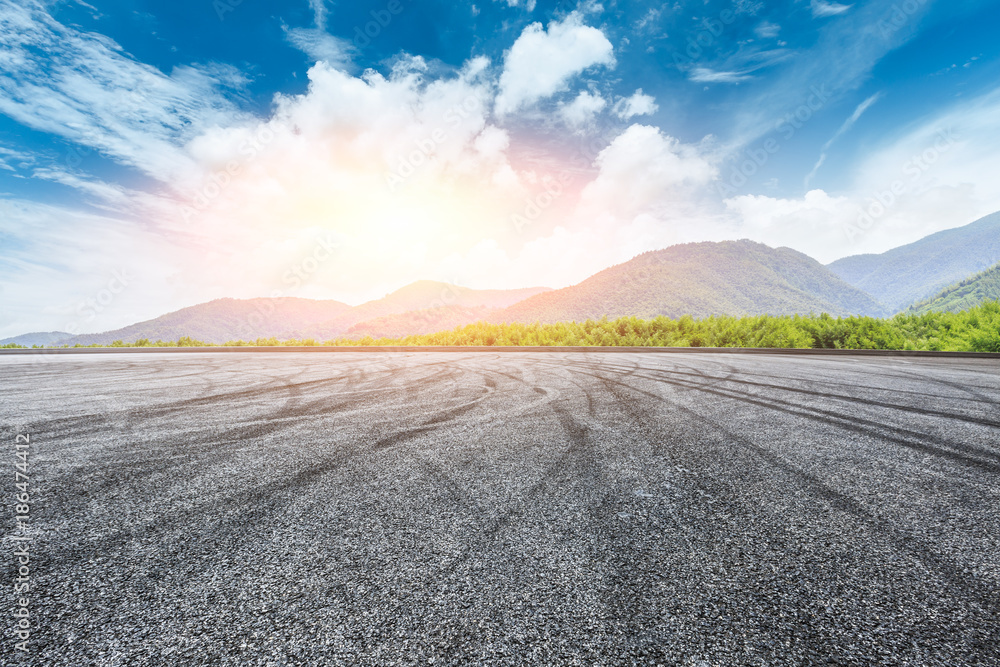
[
  {"x1": 6, "y1": 211, "x2": 1000, "y2": 346},
  {"x1": 292, "y1": 281, "x2": 551, "y2": 341},
  {"x1": 495, "y1": 240, "x2": 886, "y2": 324},
  {"x1": 827, "y1": 211, "x2": 1000, "y2": 311}
]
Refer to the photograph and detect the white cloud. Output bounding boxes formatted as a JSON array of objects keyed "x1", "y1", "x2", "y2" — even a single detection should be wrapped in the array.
[
  {"x1": 309, "y1": 0, "x2": 328, "y2": 29},
  {"x1": 724, "y1": 190, "x2": 859, "y2": 262},
  {"x1": 582, "y1": 124, "x2": 717, "y2": 220},
  {"x1": 31, "y1": 168, "x2": 132, "y2": 208},
  {"x1": 811, "y1": 1, "x2": 853, "y2": 18},
  {"x1": 0, "y1": 144, "x2": 32, "y2": 171},
  {"x1": 754, "y1": 21, "x2": 780, "y2": 38},
  {"x1": 559, "y1": 91, "x2": 606, "y2": 127},
  {"x1": 495, "y1": 0, "x2": 537, "y2": 10},
  {"x1": 284, "y1": 27, "x2": 354, "y2": 69},
  {"x1": 614, "y1": 89, "x2": 658, "y2": 119},
  {"x1": 495, "y1": 12, "x2": 614, "y2": 115},
  {"x1": 171, "y1": 56, "x2": 539, "y2": 303},
  {"x1": 689, "y1": 67, "x2": 754, "y2": 84}
]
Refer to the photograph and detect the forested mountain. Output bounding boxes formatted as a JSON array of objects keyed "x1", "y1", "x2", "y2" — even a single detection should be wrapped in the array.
[
  {"x1": 299, "y1": 281, "x2": 550, "y2": 339},
  {"x1": 907, "y1": 262, "x2": 1000, "y2": 315},
  {"x1": 827, "y1": 211, "x2": 1000, "y2": 311},
  {"x1": 495, "y1": 240, "x2": 887, "y2": 324},
  {"x1": 59, "y1": 298, "x2": 351, "y2": 346}
]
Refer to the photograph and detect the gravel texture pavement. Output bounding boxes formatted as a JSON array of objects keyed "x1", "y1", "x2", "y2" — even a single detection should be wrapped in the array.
[{"x1": 2, "y1": 351, "x2": 999, "y2": 666}]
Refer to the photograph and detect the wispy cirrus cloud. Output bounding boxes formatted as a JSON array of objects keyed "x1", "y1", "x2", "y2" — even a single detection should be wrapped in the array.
[
  {"x1": 689, "y1": 67, "x2": 754, "y2": 84},
  {"x1": 805, "y1": 92, "x2": 882, "y2": 186},
  {"x1": 811, "y1": 1, "x2": 853, "y2": 18},
  {"x1": 0, "y1": 1, "x2": 248, "y2": 186},
  {"x1": 308, "y1": 0, "x2": 328, "y2": 29},
  {"x1": 283, "y1": 26, "x2": 355, "y2": 69}
]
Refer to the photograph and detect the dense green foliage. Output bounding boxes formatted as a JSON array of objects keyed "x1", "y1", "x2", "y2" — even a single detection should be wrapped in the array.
[
  {"x1": 828, "y1": 211, "x2": 1000, "y2": 311},
  {"x1": 908, "y1": 262, "x2": 1000, "y2": 315},
  {"x1": 332, "y1": 302, "x2": 1000, "y2": 352},
  {"x1": 10, "y1": 302, "x2": 997, "y2": 352}
]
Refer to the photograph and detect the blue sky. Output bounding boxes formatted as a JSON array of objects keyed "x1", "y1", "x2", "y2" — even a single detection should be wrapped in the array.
[{"x1": 2, "y1": 0, "x2": 1000, "y2": 336}]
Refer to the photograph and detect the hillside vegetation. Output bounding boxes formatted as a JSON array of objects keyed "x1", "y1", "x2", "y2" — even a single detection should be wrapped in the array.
[
  {"x1": 14, "y1": 302, "x2": 999, "y2": 353},
  {"x1": 497, "y1": 240, "x2": 887, "y2": 324},
  {"x1": 908, "y1": 262, "x2": 1000, "y2": 315},
  {"x1": 828, "y1": 211, "x2": 1000, "y2": 311}
]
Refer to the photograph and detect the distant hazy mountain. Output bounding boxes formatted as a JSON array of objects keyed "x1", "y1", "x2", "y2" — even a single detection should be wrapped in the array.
[
  {"x1": 496, "y1": 240, "x2": 887, "y2": 324},
  {"x1": 907, "y1": 262, "x2": 1000, "y2": 315},
  {"x1": 346, "y1": 305, "x2": 495, "y2": 339},
  {"x1": 1, "y1": 331, "x2": 72, "y2": 347},
  {"x1": 59, "y1": 298, "x2": 351, "y2": 346},
  {"x1": 301, "y1": 281, "x2": 551, "y2": 339},
  {"x1": 827, "y1": 211, "x2": 1000, "y2": 311}
]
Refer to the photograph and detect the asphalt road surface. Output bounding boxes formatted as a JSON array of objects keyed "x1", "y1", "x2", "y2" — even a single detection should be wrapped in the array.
[{"x1": 2, "y1": 351, "x2": 999, "y2": 666}]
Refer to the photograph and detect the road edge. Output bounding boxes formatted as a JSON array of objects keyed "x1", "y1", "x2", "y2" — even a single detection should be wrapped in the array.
[{"x1": 1, "y1": 346, "x2": 998, "y2": 358}]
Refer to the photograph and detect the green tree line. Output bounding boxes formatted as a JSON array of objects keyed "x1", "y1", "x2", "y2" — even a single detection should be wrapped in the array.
[{"x1": 6, "y1": 302, "x2": 1000, "y2": 352}]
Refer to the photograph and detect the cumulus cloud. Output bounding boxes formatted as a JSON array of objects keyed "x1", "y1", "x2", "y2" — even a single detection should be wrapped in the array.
[
  {"x1": 559, "y1": 91, "x2": 606, "y2": 127},
  {"x1": 724, "y1": 190, "x2": 858, "y2": 262},
  {"x1": 170, "y1": 56, "x2": 546, "y2": 304},
  {"x1": 495, "y1": 12, "x2": 614, "y2": 115},
  {"x1": 614, "y1": 89, "x2": 658, "y2": 119},
  {"x1": 582, "y1": 124, "x2": 717, "y2": 220}
]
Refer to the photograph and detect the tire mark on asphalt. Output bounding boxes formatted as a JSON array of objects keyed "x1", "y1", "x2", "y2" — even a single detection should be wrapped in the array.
[
  {"x1": 547, "y1": 358, "x2": 1000, "y2": 471},
  {"x1": 567, "y1": 358, "x2": 1000, "y2": 623},
  {"x1": 563, "y1": 357, "x2": 1000, "y2": 430}
]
